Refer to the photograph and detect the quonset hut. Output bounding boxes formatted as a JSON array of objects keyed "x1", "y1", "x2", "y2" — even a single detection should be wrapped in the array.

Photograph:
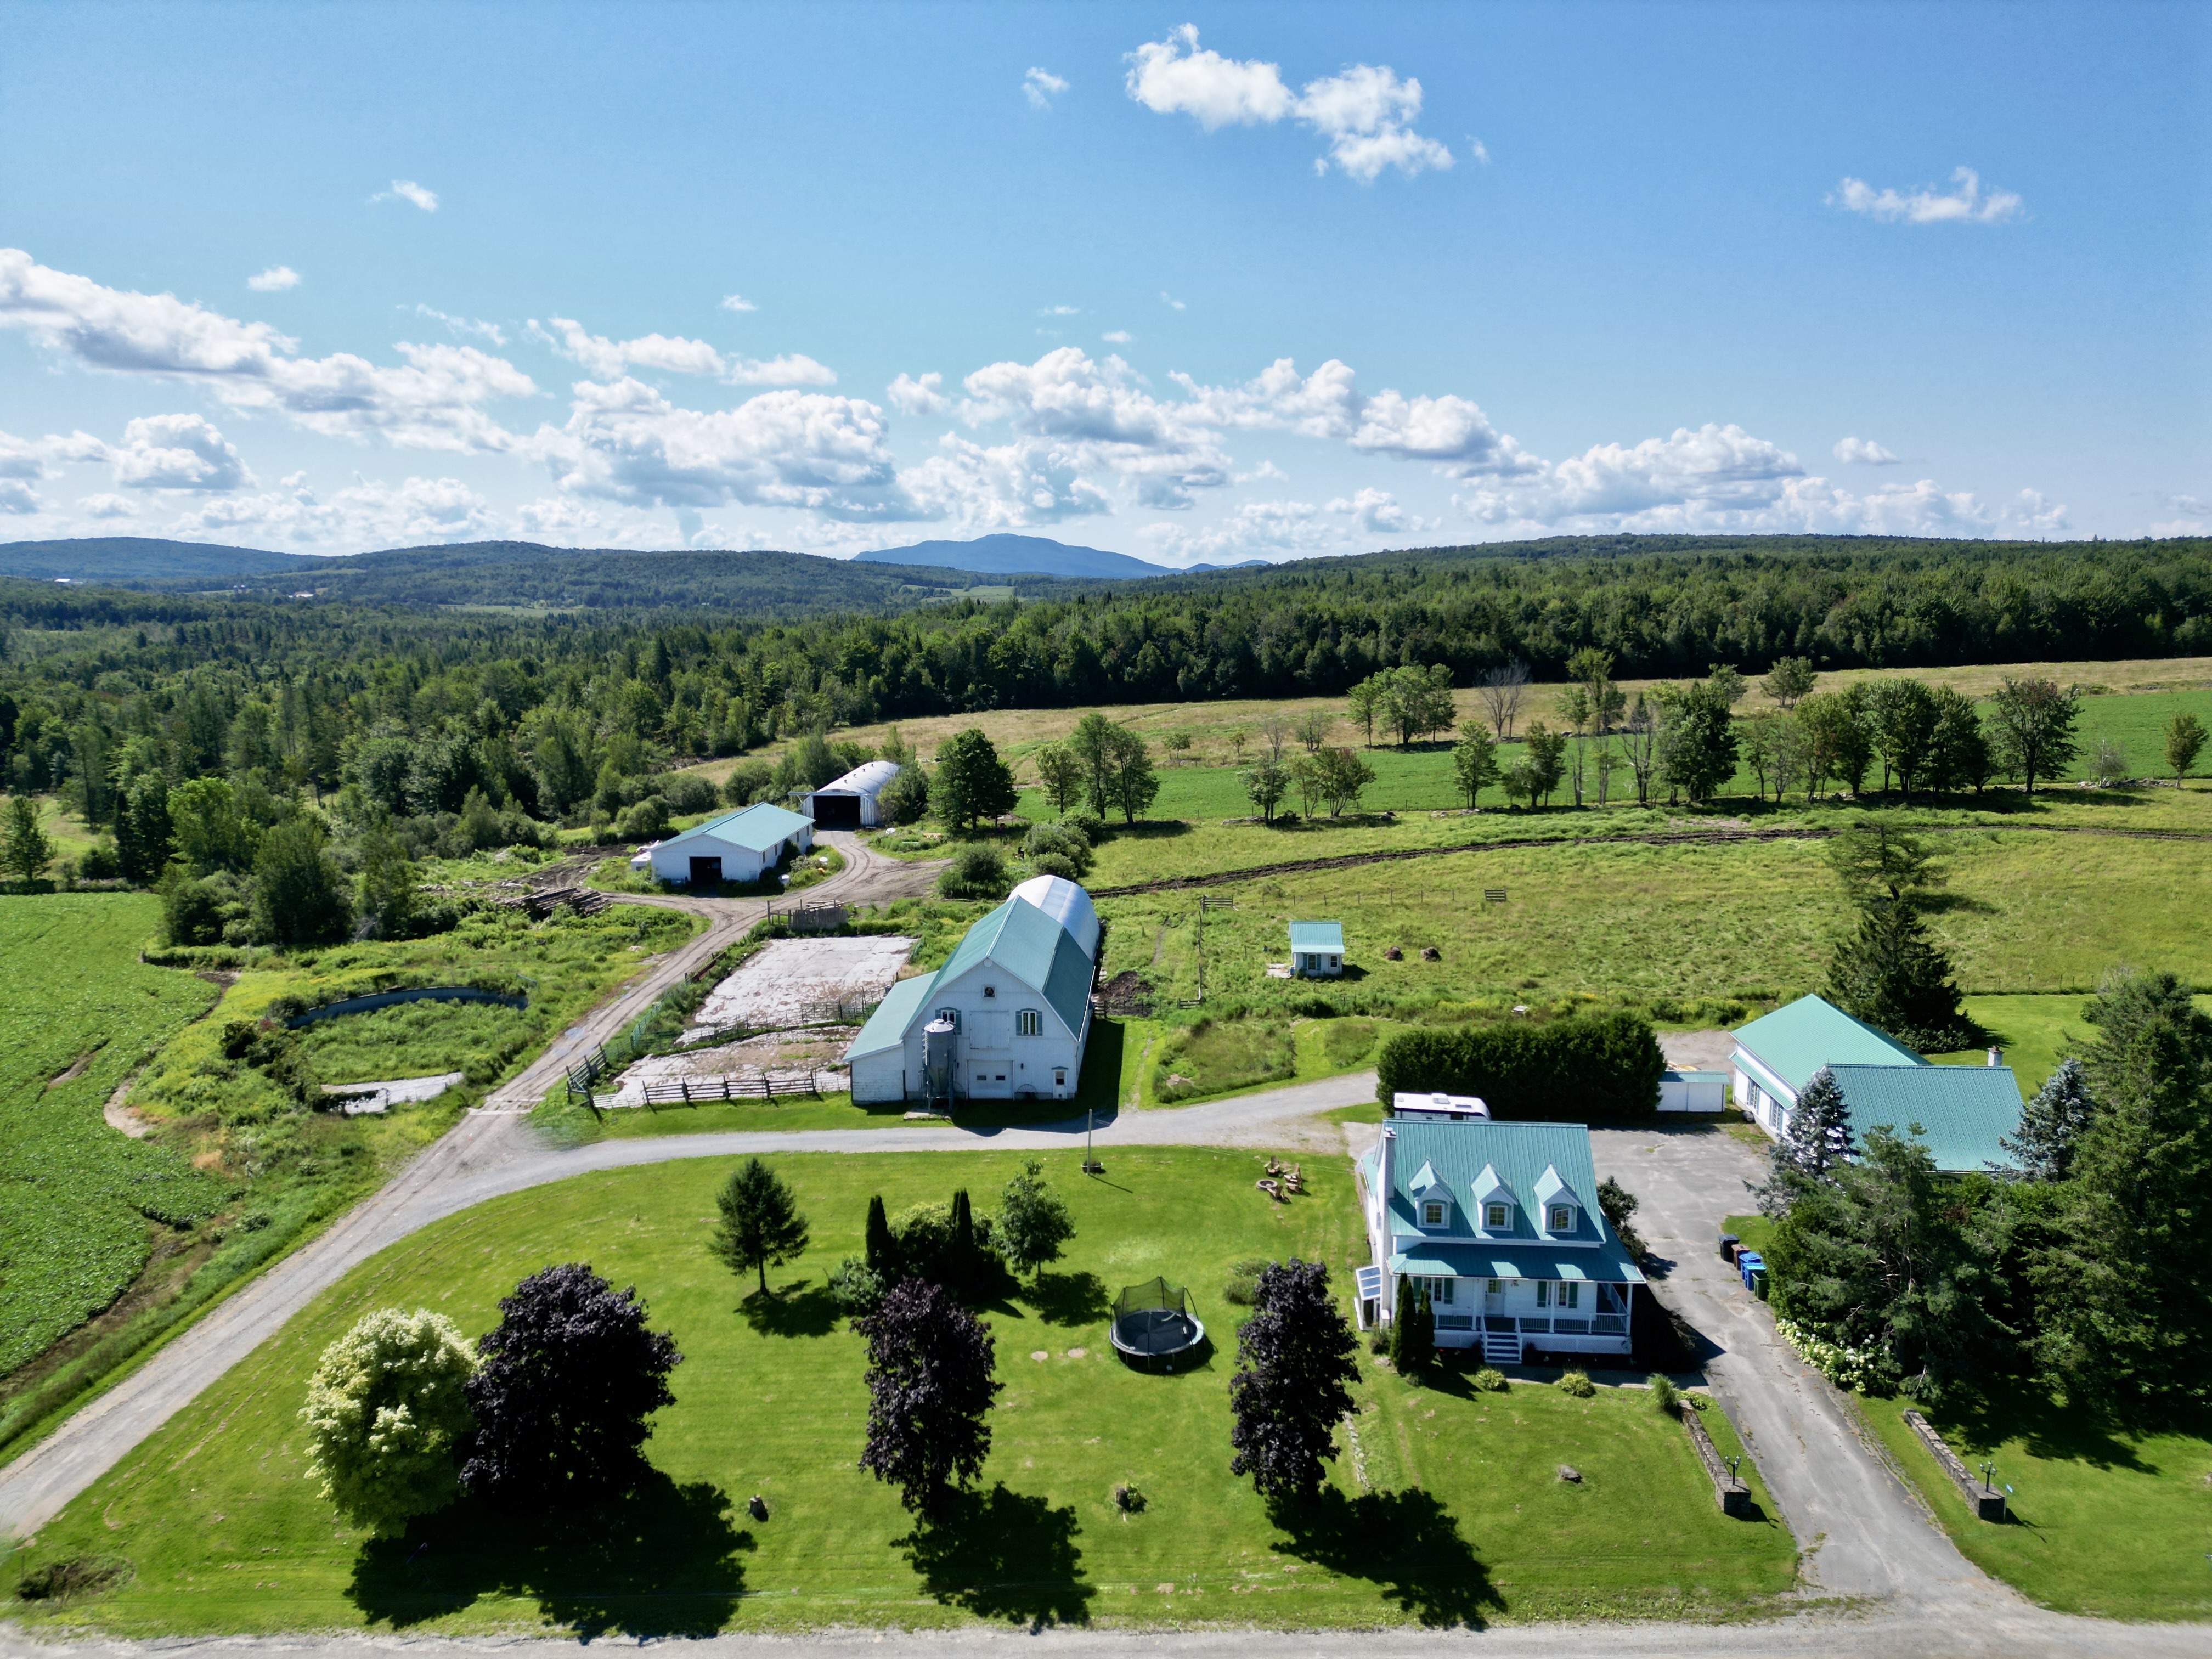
[
  {"x1": 804, "y1": 760, "x2": 902, "y2": 828},
  {"x1": 843, "y1": 875, "x2": 1098, "y2": 1106}
]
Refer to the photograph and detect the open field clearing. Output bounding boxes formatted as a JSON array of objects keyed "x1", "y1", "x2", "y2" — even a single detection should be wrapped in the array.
[
  {"x1": 0, "y1": 896, "x2": 222, "y2": 1381},
  {"x1": 1855, "y1": 1390, "x2": 2212, "y2": 1621},
  {"x1": 0, "y1": 901, "x2": 699, "y2": 1468},
  {"x1": 1094, "y1": 829, "x2": 2212, "y2": 1017},
  {"x1": 8, "y1": 1148, "x2": 1795, "y2": 1635}
]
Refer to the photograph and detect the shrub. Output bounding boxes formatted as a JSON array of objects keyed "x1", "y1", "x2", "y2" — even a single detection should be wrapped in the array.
[
  {"x1": 1470, "y1": 1367, "x2": 1509, "y2": 1392},
  {"x1": 1113, "y1": 1482, "x2": 1147, "y2": 1513},
  {"x1": 1773, "y1": 1315, "x2": 1893, "y2": 1395},
  {"x1": 1020, "y1": 820, "x2": 1092, "y2": 876},
  {"x1": 1646, "y1": 1372, "x2": 1680, "y2": 1414},
  {"x1": 659, "y1": 772, "x2": 720, "y2": 815},
  {"x1": 1374, "y1": 1010, "x2": 1664, "y2": 1119},
  {"x1": 616, "y1": 797, "x2": 670, "y2": 842},
  {"x1": 1027, "y1": 851, "x2": 1080, "y2": 882},
  {"x1": 1222, "y1": 1256, "x2": 1269, "y2": 1306},
  {"x1": 12, "y1": 1555, "x2": 134, "y2": 1601},
  {"x1": 826, "y1": 1256, "x2": 887, "y2": 1317},
  {"x1": 1556, "y1": 1369, "x2": 1595, "y2": 1398},
  {"x1": 78, "y1": 839, "x2": 122, "y2": 881},
  {"x1": 936, "y1": 843, "x2": 1010, "y2": 900}
]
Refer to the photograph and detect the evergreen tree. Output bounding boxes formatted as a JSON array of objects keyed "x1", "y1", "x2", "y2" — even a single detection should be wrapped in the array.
[
  {"x1": 933, "y1": 728, "x2": 1017, "y2": 833},
  {"x1": 1756, "y1": 1065, "x2": 1855, "y2": 1217},
  {"x1": 1227, "y1": 1259, "x2": 1360, "y2": 1502},
  {"x1": 2030, "y1": 969, "x2": 2212, "y2": 1421},
  {"x1": 114, "y1": 771, "x2": 173, "y2": 883},
  {"x1": 1998, "y1": 1057, "x2": 2096, "y2": 1182},
  {"x1": 2165, "y1": 712, "x2": 2206, "y2": 778},
  {"x1": 864, "y1": 1193, "x2": 898, "y2": 1279},
  {"x1": 711, "y1": 1158, "x2": 811, "y2": 1295},
  {"x1": 1825, "y1": 901, "x2": 1973, "y2": 1052},
  {"x1": 1, "y1": 794, "x2": 54, "y2": 883},
  {"x1": 1389, "y1": 1278, "x2": 1435, "y2": 1373}
]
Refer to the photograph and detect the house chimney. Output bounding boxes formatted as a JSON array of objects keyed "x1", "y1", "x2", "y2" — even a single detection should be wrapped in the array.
[{"x1": 1987, "y1": 1046, "x2": 2001, "y2": 1068}]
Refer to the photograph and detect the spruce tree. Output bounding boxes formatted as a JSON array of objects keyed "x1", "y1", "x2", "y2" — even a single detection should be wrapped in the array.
[
  {"x1": 1999, "y1": 1057, "x2": 2096, "y2": 1181},
  {"x1": 1757, "y1": 1066, "x2": 1855, "y2": 1217},
  {"x1": 710, "y1": 1158, "x2": 811, "y2": 1295},
  {"x1": 1825, "y1": 901, "x2": 1973, "y2": 1052}
]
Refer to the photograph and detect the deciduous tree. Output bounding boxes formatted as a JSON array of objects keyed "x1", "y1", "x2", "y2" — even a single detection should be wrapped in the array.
[
  {"x1": 857, "y1": 1277, "x2": 1002, "y2": 1513},
  {"x1": 1989, "y1": 677, "x2": 2080, "y2": 797},
  {"x1": 459, "y1": 1263, "x2": 682, "y2": 1505},
  {"x1": 1762, "y1": 657, "x2": 1817, "y2": 710},
  {"x1": 1242, "y1": 757, "x2": 1289, "y2": 823},
  {"x1": 250, "y1": 815, "x2": 352, "y2": 944},
  {"x1": 997, "y1": 1159, "x2": 1075, "y2": 1283},
  {"x1": 1032, "y1": 742, "x2": 1085, "y2": 817},
  {"x1": 300, "y1": 1307, "x2": 478, "y2": 1534},
  {"x1": 1451, "y1": 723, "x2": 1499, "y2": 808},
  {"x1": 1227, "y1": 1259, "x2": 1359, "y2": 1502},
  {"x1": 933, "y1": 728, "x2": 1018, "y2": 833},
  {"x1": 2165, "y1": 712, "x2": 2205, "y2": 778}
]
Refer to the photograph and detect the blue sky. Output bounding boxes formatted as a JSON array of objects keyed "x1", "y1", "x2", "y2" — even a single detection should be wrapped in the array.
[{"x1": 1, "y1": 1, "x2": 2204, "y2": 561}]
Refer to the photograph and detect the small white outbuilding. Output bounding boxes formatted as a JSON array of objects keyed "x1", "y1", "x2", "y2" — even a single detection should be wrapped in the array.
[
  {"x1": 630, "y1": 801, "x2": 814, "y2": 885},
  {"x1": 805, "y1": 760, "x2": 902, "y2": 829}
]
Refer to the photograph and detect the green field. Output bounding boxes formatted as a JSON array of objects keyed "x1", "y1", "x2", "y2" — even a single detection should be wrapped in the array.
[
  {"x1": 0, "y1": 896, "x2": 223, "y2": 1380},
  {"x1": 0, "y1": 900, "x2": 702, "y2": 1467},
  {"x1": 9, "y1": 1149, "x2": 1796, "y2": 1634},
  {"x1": 1857, "y1": 1390, "x2": 2212, "y2": 1621}
]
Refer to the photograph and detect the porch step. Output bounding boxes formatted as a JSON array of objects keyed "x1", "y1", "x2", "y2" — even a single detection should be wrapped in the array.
[{"x1": 1482, "y1": 1331, "x2": 1521, "y2": 1365}]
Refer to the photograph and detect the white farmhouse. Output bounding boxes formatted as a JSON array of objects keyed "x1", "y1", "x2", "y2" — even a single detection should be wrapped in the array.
[
  {"x1": 1356, "y1": 1116, "x2": 1645, "y2": 1366},
  {"x1": 842, "y1": 874, "x2": 1098, "y2": 1106},
  {"x1": 805, "y1": 760, "x2": 901, "y2": 828},
  {"x1": 629, "y1": 802, "x2": 814, "y2": 885}
]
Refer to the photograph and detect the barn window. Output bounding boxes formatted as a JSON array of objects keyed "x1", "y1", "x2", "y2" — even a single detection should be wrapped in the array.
[
  {"x1": 1016, "y1": 1008, "x2": 1042, "y2": 1037},
  {"x1": 935, "y1": 1008, "x2": 959, "y2": 1029},
  {"x1": 1053, "y1": 1068, "x2": 1066, "y2": 1087}
]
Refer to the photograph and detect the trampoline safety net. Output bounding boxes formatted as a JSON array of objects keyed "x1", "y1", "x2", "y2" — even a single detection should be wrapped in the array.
[{"x1": 1110, "y1": 1277, "x2": 1203, "y2": 1362}]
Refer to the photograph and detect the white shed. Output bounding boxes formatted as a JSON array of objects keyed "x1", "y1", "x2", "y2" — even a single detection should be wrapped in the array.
[
  {"x1": 630, "y1": 802, "x2": 814, "y2": 885},
  {"x1": 805, "y1": 760, "x2": 901, "y2": 829}
]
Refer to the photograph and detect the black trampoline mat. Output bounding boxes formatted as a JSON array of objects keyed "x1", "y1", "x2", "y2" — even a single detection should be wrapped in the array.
[{"x1": 1111, "y1": 1308, "x2": 1201, "y2": 1357}]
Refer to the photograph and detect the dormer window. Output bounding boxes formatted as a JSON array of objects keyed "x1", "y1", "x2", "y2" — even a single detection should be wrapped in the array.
[
  {"x1": 1485, "y1": 1203, "x2": 1508, "y2": 1229},
  {"x1": 1549, "y1": 1204, "x2": 1575, "y2": 1233},
  {"x1": 1421, "y1": 1200, "x2": 1446, "y2": 1227}
]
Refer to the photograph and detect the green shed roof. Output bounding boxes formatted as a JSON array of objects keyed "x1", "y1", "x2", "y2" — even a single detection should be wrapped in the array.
[
  {"x1": 1289, "y1": 921, "x2": 1344, "y2": 953},
  {"x1": 664, "y1": 801, "x2": 815, "y2": 854},
  {"x1": 1732, "y1": 994, "x2": 1922, "y2": 1092},
  {"x1": 1830, "y1": 1063, "x2": 2023, "y2": 1173}
]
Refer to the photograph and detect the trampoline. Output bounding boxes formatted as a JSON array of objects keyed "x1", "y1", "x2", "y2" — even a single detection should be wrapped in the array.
[{"x1": 1110, "y1": 1277, "x2": 1206, "y2": 1371}]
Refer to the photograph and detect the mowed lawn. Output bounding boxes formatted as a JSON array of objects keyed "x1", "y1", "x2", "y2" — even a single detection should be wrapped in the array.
[
  {"x1": 13, "y1": 1150, "x2": 1795, "y2": 1635},
  {"x1": 1857, "y1": 1391, "x2": 2212, "y2": 1622}
]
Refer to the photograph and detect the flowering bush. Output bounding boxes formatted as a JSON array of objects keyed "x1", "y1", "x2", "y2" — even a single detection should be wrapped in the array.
[{"x1": 1774, "y1": 1316, "x2": 1893, "y2": 1394}]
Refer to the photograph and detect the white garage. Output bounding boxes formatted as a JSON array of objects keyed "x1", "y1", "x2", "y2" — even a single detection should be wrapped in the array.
[{"x1": 630, "y1": 801, "x2": 814, "y2": 885}]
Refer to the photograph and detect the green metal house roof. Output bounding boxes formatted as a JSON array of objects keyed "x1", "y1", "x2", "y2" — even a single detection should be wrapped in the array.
[
  {"x1": 930, "y1": 893, "x2": 1096, "y2": 1037},
  {"x1": 1731, "y1": 993, "x2": 1922, "y2": 1092},
  {"x1": 1364, "y1": 1120, "x2": 1644, "y2": 1283},
  {"x1": 664, "y1": 801, "x2": 815, "y2": 854},
  {"x1": 1830, "y1": 1063, "x2": 2023, "y2": 1173},
  {"x1": 1289, "y1": 920, "x2": 1344, "y2": 953},
  {"x1": 842, "y1": 975, "x2": 935, "y2": 1062}
]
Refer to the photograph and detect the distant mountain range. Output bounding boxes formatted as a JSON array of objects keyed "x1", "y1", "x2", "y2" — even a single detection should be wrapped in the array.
[
  {"x1": 852, "y1": 533, "x2": 1266, "y2": 580},
  {"x1": 0, "y1": 537, "x2": 320, "y2": 582}
]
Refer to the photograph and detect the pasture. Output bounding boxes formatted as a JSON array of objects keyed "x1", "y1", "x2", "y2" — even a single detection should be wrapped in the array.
[{"x1": 9, "y1": 1149, "x2": 1795, "y2": 1635}]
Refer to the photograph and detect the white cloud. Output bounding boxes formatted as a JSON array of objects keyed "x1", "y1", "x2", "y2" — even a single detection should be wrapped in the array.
[
  {"x1": 1834, "y1": 436, "x2": 1900, "y2": 465},
  {"x1": 1327, "y1": 486, "x2": 1415, "y2": 534},
  {"x1": 1468, "y1": 137, "x2": 1490, "y2": 165},
  {"x1": 1141, "y1": 499, "x2": 1340, "y2": 563},
  {"x1": 0, "y1": 250, "x2": 533, "y2": 452},
  {"x1": 957, "y1": 346, "x2": 1232, "y2": 506},
  {"x1": 530, "y1": 377, "x2": 909, "y2": 519},
  {"x1": 376, "y1": 179, "x2": 439, "y2": 212},
  {"x1": 247, "y1": 265, "x2": 301, "y2": 292},
  {"x1": 170, "y1": 471, "x2": 495, "y2": 549},
  {"x1": 533, "y1": 315, "x2": 834, "y2": 386},
  {"x1": 1160, "y1": 292, "x2": 1186, "y2": 310},
  {"x1": 1126, "y1": 25, "x2": 1452, "y2": 181},
  {"x1": 887, "y1": 371, "x2": 950, "y2": 416},
  {"x1": 1831, "y1": 167, "x2": 2022, "y2": 225},
  {"x1": 2151, "y1": 494, "x2": 2207, "y2": 537},
  {"x1": 0, "y1": 425, "x2": 114, "y2": 513},
  {"x1": 1172, "y1": 356, "x2": 1536, "y2": 476},
  {"x1": 1102, "y1": 330, "x2": 1133, "y2": 344},
  {"x1": 719, "y1": 294, "x2": 758, "y2": 313},
  {"x1": 77, "y1": 492, "x2": 137, "y2": 518},
  {"x1": 900, "y1": 434, "x2": 1111, "y2": 528},
  {"x1": 412, "y1": 304, "x2": 506, "y2": 346},
  {"x1": 1041, "y1": 304, "x2": 1080, "y2": 316},
  {"x1": 0, "y1": 481, "x2": 38, "y2": 514},
  {"x1": 1024, "y1": 67, "x2": 1069, "y2": 109},
  {"x1": 114, "y1": 413, "x2": 251, "y2": 492}
]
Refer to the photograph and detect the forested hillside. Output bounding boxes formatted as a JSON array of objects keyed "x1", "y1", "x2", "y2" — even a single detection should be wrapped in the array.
[{"x1": 1, "y1": 535, "x2": 2205, "y2": 849}]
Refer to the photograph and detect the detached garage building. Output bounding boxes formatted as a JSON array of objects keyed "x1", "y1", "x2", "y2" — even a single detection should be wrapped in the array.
[
  {"x1": 805, "y1": 760, "x2": 901, "y2": 829},
  {"x1": 630, "y1": 802, "x2": 814, "y2": 885}
]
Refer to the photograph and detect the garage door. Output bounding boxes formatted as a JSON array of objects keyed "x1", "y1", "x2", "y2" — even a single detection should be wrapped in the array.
[{"x1": 810, "y1": 792, "x2": 861, "y2": 828}]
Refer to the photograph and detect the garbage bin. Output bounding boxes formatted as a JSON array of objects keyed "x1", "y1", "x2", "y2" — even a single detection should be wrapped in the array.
[
  {"x1": 1737, "y1": 1250, "x2": 1766, "y2": 1296},
  {"x1": 1718, "y1": 1232, "x2": 1739, "y2": 1263}
]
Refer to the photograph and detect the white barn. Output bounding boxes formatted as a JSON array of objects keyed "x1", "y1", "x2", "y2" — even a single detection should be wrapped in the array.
[
  {"x1": 630, "y1": 802, "x2": 814, "y2": 885},
  {"x1": 843, "y1": 874, "x2": 1098, "y2": 1105},
  {"x1": 805, "y1": 760, "x2": 901, "y2": 829}
]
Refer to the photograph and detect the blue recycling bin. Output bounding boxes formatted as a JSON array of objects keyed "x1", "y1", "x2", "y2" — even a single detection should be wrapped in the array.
[{"x1": 1737, "y1": 1250, "x2": 1767, "y2": 1296}]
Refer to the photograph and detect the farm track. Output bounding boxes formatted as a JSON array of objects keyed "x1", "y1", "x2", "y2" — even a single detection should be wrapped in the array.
[{"x1": 1086, "y1": 818, "x2": 2212, "y2": 897}]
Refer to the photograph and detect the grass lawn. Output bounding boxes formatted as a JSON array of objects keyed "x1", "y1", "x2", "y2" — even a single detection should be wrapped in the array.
[
  {"x1": 8, "y1": 1149, "x2": 1796, "y2": 1635},
  {"x1": 1928, "y1": 992, "x2": 2212, "y2": 1096},
  {"x1": 1855, "y1": 1389, "x2": 2212, "y2": 1622}
]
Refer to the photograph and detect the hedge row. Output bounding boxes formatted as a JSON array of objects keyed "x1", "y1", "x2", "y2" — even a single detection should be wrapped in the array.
[{"x1": 1374, "y1": 1011, "x2": 1666, "y2": 1121}]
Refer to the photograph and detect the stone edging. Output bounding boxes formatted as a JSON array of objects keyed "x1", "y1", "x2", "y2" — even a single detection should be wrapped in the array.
[
  {"x1": 1903, "y1": 1409, "x2": 2008, "y2": 1522},
  {"x1": 1681, "y1": 1399, "x2": 1752, "y2": 1516}
]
